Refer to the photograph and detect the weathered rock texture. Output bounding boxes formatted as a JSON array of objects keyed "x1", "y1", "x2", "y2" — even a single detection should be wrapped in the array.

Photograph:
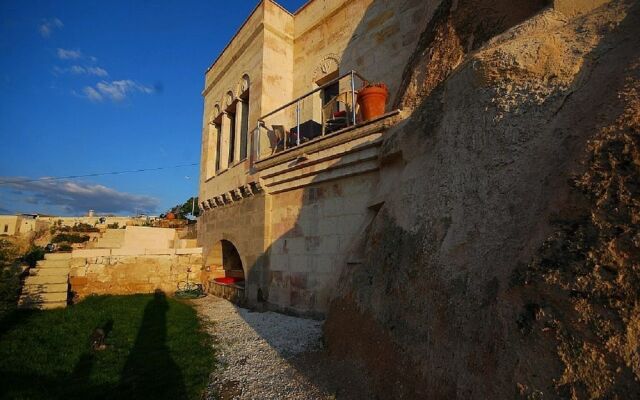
[{"x1": 325, "y1": 0, "x2": 640, "y2": 398}]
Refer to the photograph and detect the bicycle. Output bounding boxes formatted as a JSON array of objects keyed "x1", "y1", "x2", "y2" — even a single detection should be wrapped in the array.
[{"x1": 175, "y1": 267, "x2": 206, "y2": 299}]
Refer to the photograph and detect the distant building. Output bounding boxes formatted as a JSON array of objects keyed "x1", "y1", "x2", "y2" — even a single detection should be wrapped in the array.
[{"x1": 0, "y1": 214, "x2": 37, "y2": 236}]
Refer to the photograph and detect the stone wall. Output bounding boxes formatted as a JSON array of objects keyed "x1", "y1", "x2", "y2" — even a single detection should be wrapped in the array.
[
  {"x1": 267, "y1": 173, "x2": 378, "y2": 317},
  {"x1": 68, "y1": 248, "x2": 203, "y2": 299},
  {"x1": 198, "y1": 193, "x2": 269, "y2": 304}
]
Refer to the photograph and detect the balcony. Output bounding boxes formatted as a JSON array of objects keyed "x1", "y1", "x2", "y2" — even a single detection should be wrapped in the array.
[
  {"x1": 251, "y1": 70, "x2": 401, "y2": 194},
  {"x1": 253, "y1": 70, "x2": 398, "y2": 164}
]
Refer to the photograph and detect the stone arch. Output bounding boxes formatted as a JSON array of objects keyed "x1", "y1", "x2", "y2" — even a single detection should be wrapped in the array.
[
  {"x1": 224, "y1": 90, "x2": 235, "y2": 109},
  {"x1": 205, "y1": 238, "x2": 245, "y2": 281},
  {"x1": 236, "y1": 73, "x2": 251, "y2": 98}
]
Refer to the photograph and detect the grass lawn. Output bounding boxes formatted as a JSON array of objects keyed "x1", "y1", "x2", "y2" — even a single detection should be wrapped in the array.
[{"x1": 0, "y1": 293, "x2": 215, "y2": 400}]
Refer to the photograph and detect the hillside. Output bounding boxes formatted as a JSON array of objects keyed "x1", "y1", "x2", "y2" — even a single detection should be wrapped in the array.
[{"x1": 325, "y1": 0, "x2": 640, "y2": 398}]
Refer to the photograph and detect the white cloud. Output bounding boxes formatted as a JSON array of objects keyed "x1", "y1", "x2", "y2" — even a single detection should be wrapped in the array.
[
  {"x1": 0, "y1": 177, "x2": 159, "y2": 215},
  {"x1": 82, "y1": 86, "x2": 103, "y2": 102},
  {"x1": 39, "y1": 18, "x2": 63, "y2": 38},
  {"x1": 57, "y1": 48, "x2": 82, "y2": 60},
  {"x1": 54, "y1": 65, "x2": 108, "y2": 77},
  {"x1": 83, "y1": 80, "x2": 154, "y2": 102}
]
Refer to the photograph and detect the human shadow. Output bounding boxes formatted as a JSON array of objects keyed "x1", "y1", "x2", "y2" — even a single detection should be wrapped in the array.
[{"x1": 117, "y1": 290, "x2": 187, "y2": 400}]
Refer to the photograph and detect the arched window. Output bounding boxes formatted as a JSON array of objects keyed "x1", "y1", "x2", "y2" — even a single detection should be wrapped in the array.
[
  {"x1": 239, "y1": 74, "x2": 250, "y2": 160},
  {"x1": 226, "y1": 91, "x2": 236, "y2": 164},
  {"x1": 213, "y1": 104, "x2": 222, "y2": 173}
]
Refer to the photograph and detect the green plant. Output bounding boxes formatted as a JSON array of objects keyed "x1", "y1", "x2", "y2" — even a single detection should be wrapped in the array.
[
  {"x1": 107, "y1": 222, "x2": 119, "y2": 229},
  {"x1": 73, "y1": 223, "x2": 99, "y2": 233},
  {"x1": 52, "y1": 233, "x2": 90, "y2": 244},
  {"x1": 22, "y1": 246, "x2": 45, "y2": 268},
  {"x1": 361, "y1": 81, "x2": 388, "y2": 91},
  {"x1": 58, "y1": 244, "x2": 73, "y2": 252}
]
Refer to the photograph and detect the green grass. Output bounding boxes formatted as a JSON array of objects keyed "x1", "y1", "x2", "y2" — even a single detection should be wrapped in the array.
[{"x1": 0, "y1": 293, "x2": 215, "y2": 400}]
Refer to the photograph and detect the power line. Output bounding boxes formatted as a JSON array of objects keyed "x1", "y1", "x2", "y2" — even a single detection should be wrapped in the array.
[{"x1": 0, "y1": 162, "x2": 199, "y2": 186}]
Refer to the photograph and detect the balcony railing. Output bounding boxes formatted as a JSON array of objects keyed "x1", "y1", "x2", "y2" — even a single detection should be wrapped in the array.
[{"x1": 253, "y1": 70, "x2": 368, "y2": 161}]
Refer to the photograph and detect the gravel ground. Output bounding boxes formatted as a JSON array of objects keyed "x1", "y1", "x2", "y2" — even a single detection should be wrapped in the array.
[{"x1": 192, "y1": 296, "x2": 372, "y2": 400}]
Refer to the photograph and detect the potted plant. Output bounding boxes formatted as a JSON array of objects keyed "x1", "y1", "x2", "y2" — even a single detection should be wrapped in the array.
[{"x1": 357, "y1": 82, "x2": 388, "y2": 122}]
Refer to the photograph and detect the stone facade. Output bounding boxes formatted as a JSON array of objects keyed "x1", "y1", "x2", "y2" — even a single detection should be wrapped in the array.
[{"x1": 198, "y1": 0, "x2": 436, "y2": 317}]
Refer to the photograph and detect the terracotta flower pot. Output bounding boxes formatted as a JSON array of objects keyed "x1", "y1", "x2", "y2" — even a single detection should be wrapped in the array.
[{"x1": 357, "y1": 84, "x2": 388, "y2": 122}]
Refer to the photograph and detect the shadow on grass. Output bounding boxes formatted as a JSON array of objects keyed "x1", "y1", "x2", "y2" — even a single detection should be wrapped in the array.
[
  {"x1": 0, "y1": 292, "x2": 195, "y2": 400},
  {"x1": 117, "y1": 290, "x2": 187, "y2": 399}
]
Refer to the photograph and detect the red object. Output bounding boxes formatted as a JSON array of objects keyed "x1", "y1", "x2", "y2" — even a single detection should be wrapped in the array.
[
  {"x1": 333, "y1": 110, "x2": 346, "y2": 118},
  {"x1": 357, "y1": 84, "x2": 388, "y2": 121},
  {"x1": 214, "y1": 277, "x2": 243, "y2": 285},
  {"x1": 166, "y1": 212, "x2": 176, "y2": 220}
]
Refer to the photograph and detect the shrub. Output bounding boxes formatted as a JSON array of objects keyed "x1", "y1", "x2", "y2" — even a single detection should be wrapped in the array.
[
  {"x1": 22, "y1": 246, "x2": 45, "y2": 268},
  {"x1": 58, "y1": 244, "x2": 73, "y2": 252},
  {"x1": 107, "y1": 222, "x2": 119, "y2": 229},
  {"x1": 52, "y1": 233, "x2": 89, "y2": 244},
  {"x1": 73, "y1": 223, "x2": 99, "y2": 233}
]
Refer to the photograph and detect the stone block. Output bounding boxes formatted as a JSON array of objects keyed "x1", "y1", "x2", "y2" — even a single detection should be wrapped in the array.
[
  {"x1": 175, "y1": 247, "x2": 203, "y2": 255},
  {"x1": 145, "y1": 248, "x2": 175, "y2": 255},
  {"x1": 73, "y1": 249, "x2": 111, "y2": 258},
  {"x1": 70, "y1": 276, "x2": 88, "y2": 287},
  {"x1": 111, "y1": 247, "x2": 146, "y2": 256},
  {"x1": 69, "y1": 258, "x2": 87, "y2": 268}
]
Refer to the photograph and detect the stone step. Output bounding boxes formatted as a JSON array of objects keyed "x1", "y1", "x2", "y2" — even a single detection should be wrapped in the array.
[
  {"x1": 37, "y1": 260, "x2": 70, "y2": 268},
  {"x1": 44, "y1": 253, "x2": 73, "y2": 260},
  {"x1": 18, "y1": 291, "x2": 67, "y2": 303},
  {"x1": 24, "y1": 275, "x2": 68, "y2": 285},
  {"x1": 29, "y1": 267, "x2": 69, "y2": 277},
  {"x1": 22, "y1": 283, "x2": 69, "y2": 294},
  {"x1": 40, "y1": 301, "x2": 68, "y2": 310},
  {"x1": 18, "y1": 297, "x2": 67, "y2": 309}
]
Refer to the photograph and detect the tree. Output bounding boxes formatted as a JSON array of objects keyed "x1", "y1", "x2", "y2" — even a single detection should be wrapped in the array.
[{"x1": 167, "y1": 196, "x2": 199, "y2": 219}]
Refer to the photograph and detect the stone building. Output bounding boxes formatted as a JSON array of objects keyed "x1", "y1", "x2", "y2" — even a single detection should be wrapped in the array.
[{"x1": 198, "y1": 0, "x2": 434, "y2": 317}]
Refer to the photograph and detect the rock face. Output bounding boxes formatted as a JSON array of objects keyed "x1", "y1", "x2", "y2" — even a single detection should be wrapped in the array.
[{"x1": 325, "y1": 0, "x2": 640, "y2": 398}]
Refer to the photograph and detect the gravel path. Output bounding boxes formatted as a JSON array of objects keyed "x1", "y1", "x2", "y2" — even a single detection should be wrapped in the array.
[{"x1": 192, "y1": 296, "x2": 372, "y2": 400}]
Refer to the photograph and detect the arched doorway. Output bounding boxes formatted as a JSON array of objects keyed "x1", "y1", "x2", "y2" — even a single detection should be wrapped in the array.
[{"x1": 206, "y1": 240, "x2": 245, "y2": 303}]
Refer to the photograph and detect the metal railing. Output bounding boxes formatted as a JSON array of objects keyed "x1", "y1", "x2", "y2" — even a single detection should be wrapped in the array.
[{"x1": 253, "y1": 70, "x2": 368, "y2": 161}]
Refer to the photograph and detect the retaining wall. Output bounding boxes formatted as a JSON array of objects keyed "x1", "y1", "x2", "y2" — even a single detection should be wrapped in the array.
[{"x1": 68, "y1": 248, "x2": 204, "y2": 298}]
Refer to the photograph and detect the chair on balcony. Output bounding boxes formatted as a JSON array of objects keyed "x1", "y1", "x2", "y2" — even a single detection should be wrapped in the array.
[
  {"x1": 271, "y1": 125, "x2": 286, "y2": 154},
  {"x1": 322, "y1": 91, "x2": 359, "y2": 135}
]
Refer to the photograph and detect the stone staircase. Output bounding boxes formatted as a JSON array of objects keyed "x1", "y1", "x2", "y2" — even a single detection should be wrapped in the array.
[{"x1": 18, "y1": 253, "x2": 71, "y2": 309}]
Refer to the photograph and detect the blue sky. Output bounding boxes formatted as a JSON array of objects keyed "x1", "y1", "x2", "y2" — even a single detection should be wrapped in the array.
[{"x1": 0, "y1": 0, "x2": 306, "y2": 216}]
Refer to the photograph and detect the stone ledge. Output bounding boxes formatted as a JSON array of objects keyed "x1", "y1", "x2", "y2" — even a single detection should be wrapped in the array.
[
  {"x1": 254, "y1": 110, "x2": 401, "y2": 170},
  {"x1": 176, "y1": 247, "x2": 203, "y2": 255}
]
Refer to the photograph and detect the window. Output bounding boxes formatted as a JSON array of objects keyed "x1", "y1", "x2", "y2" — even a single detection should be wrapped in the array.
[
  {"x1": 323, "y1": 81, "x2": 339, "y2": 106},
  {"x1": 214, "y1": 122, "x2": 222, "y2": 172},
  {"x1": 3, "y1": 225, "x2": 7, "y2": 233},
  {"x1": 228, "y1": 109, "x2": 236, "y2": 164},
  {"x1": 239, "y1": 75, "x2": 250, "y2": 160}
]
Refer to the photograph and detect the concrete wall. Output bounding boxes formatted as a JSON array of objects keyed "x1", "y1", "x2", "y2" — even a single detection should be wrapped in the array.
[{"x1": 69, "y1": 251, "x2": 203, "y2": 299}]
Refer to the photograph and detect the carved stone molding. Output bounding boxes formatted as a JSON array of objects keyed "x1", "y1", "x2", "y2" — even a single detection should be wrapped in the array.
[{"x1": 312, "y1": 53, "x2": 340, "y2": 83}]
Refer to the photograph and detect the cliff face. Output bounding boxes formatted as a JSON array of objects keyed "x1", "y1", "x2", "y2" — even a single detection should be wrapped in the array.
[{"x1": 325, "y1": 0, "x2": 640, "y2": 398}]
